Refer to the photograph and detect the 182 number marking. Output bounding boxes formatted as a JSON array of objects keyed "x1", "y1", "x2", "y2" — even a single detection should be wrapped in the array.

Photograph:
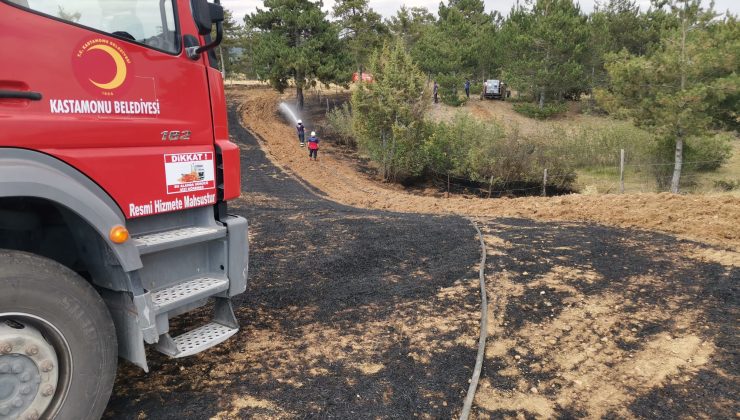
[{"x1": 161, "y1": 130, "x2": 191, "y2": 141}]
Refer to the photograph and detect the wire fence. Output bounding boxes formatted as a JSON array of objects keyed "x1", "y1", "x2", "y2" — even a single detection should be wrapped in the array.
[{"x1": 427, "y1": 156, "x2": 731, "y2": 198}]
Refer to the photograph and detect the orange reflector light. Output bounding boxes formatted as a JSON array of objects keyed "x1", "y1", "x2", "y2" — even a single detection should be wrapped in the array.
[{"x1": 109, "y1": 225, "x2": 129, "y2": 244}]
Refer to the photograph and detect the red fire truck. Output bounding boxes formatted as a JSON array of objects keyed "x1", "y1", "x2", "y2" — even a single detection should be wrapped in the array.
[{"x1": 0, "y1": 1, "x2": 248, "y2": 418}]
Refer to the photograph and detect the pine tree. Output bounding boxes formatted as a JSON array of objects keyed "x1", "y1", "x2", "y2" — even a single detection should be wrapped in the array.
[
  {"x1": 246, "y1": 0, "x2": 350, "y2": 109},
  {"x1": 352, "y1": 39, "x2": 429, "y2": 181},
  {"x1": 587, "y1": 0, "x2": 677, "y2": 90},
  {"x1": 412, "y1": 0, "x2": 495, "y2": 104},
  {"x1": 332, "y1": 0, "x2": 386, "y2": 80},
  {"x1": 214, "y1": 9, "x2": 248, "y2": 77},
  {"x1": 386, "y1": 6, "x2": 435, "y2": 50},
  {"x1": 498, "y1": 0, "x2": 590, "y2": 107},
  {"x1": 605, "y1": 0, "x2": 738, "y2": 192}
]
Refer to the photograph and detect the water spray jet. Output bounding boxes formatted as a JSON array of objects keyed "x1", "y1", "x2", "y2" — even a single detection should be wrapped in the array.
[{"x1": 278, "y1": 102, "x2": 301, "y2": 125}]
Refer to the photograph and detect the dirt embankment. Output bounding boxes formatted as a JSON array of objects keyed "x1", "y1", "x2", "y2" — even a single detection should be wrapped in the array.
[{"x1": 231, "y1": 86, "x2": 740, "y2": 252}]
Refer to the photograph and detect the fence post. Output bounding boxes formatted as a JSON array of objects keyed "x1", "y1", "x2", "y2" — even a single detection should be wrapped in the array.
[
  {"x1": 542, "y1": 169, "x2": 548, "y2": 196},
  {"x1": 620, "y1": 149, "x2": 625, "y2": 194}
]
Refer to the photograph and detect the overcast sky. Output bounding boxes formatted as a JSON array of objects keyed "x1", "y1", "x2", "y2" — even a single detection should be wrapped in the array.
[{"x1": 222, "y1": 0, "x2": 739, "y2": 23}]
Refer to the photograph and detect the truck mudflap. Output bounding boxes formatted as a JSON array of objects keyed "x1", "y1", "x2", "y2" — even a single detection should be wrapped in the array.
[{"x1": 222, "y1": 214, "x2": 249, "y2": 296}]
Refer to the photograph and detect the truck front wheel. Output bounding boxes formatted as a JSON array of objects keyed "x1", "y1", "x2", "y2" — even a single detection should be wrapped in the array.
[{"x1": 0, "y1": 250, "x2": 117, "y2": 420}]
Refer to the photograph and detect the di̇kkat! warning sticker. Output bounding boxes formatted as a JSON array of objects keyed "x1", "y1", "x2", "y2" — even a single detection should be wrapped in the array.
[{"x1": 164, "y1": 152, "x2": 216, "y2": 194}]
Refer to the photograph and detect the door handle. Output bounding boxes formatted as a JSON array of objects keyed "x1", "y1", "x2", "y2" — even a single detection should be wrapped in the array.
[{"x1": 0, "y1": 90, "x2": 42, "y2": 101}]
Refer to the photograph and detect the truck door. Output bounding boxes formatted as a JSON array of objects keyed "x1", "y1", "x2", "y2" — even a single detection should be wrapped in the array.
[{"x1": 0, "y1": 0, "x2": 219, "y2": 218}]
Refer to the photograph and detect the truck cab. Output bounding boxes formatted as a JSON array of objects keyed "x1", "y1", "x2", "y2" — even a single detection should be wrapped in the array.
[{"x1": 0, "y1": 1, "x2": 248, "y2": 418}]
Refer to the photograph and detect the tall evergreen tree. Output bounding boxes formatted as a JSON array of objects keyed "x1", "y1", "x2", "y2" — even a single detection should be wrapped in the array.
[
  {"x1": 246, "y1": 0, "x2": 350, "y2": 109},
  {"x1": 605, "y1": 0, "x2": 738, "y2": 192},
  {"x1": 386, "y1": 6, "x2": 436, "y2": 50},
  {"x1": 333, "y1": 0, "x2": 386, "y2": 80},
  {"x1": 412, "y1": 0, "x2": 495, "y2": 104},
  {"x1": 352, "y1": 39, "x2": 429, "y2": 181},
  {"x1": 498, "y1": 0, "x2": 590, "y2": 107},
  {"x1": 215, "y1": 9, "x2": 249, "y2": 77},
  {"x1": 587, "y1": 0, "x2": 677, "y2": 90}
]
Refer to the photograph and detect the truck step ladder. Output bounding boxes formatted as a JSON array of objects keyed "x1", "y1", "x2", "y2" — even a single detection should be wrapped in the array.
[
  {"x1": 154, "y1": 297, "x2": 238, "y2": 358},
  {"x1": 150, "y1": 275, "x2": 229, "y2": 314},
  {"x1": 133, "y1": 226, "x2": 226, "y2": 255}
]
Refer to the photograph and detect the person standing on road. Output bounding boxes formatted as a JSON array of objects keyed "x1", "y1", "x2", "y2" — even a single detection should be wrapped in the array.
[
  {"x1": 297, "y1": 120, "x2": 306, "y2": 147},
  {"x1": 433, "y1": 81, "x2": 439, "y2": 104},
  {"x1": 464, "y1": 79, "x2": 471, "y2": 99},
  {"x1": 307, "y1": 131, "x2": 320, "y2": 160}
]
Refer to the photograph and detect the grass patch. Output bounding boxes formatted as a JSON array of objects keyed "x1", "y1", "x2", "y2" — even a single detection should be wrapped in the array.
[{"x1": 574, "y1": 138, "x2": 739, "y2": 193}]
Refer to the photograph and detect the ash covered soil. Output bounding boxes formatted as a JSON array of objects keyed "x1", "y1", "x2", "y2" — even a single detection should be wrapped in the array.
[
  {"x1": 472, "y1": 219, "x2": 738, "y2": 419},
  {"x1": 103, "y1": 104, "x2": 482, "y2": 419}
]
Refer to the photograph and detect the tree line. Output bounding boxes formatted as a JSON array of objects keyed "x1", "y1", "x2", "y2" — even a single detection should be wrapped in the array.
[{"x1": 221, "y1": 0, "x2": 738, "y2": 193}]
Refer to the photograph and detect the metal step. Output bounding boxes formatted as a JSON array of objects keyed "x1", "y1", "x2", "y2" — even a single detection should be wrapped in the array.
[
  {"x1": 157, "y1": 322, "x2": 238, "y2": 358},
  {"x1": 151, "y1": 276, "x2": 229, "y2": 314},
  {"x1": 133, "y1": 226, "x2": 226, "y2": 255}
]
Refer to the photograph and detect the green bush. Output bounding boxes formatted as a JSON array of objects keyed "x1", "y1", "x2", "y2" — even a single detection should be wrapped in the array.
[
  {"x1": 469, "y1": 83, "x2": 483, "y2": 96},
  {"x1": 436, "y1": 74, "x2": 467, "y2": 107},
  {"x1": 683, "y1": 133, "x2": 734, "y2": 172},
  {"x1": 425, "y1": 114, "x2": 577, "y2": 191},
  {"x1": 513, "y1": 102, "x2": 568, "y2": 119},
  {"x1": 325, "y1": 103, "x2": 355, "y2": 147},
  {"x1": 645, "y1": 133, "x2": 734, "y2": 190},
  {"x1": 505, "y1": 94, "x2": 535, "y2": 103}
]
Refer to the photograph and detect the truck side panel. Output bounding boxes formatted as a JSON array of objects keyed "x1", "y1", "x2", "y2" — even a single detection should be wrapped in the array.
[{"x1": 0, "y1": 1, "x2": 220, "y2": 219}]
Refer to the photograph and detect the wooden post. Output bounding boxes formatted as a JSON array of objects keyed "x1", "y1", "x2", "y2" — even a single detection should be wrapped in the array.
[
  {"x1": 326, "y1": 98, "x2": 330, "y2": 112},
  {"x1": 488, "y1": 175, "x2": 494, "y2": 198},
  {"x1": 447, "y1": 173, "x2": 450, "y2": 197},
  {"x1": 620, "y1": 149, "x2": 625, "y2": 194},
  {"x1": 542, "y1": 169, "x2": 548, "y2": 196}
]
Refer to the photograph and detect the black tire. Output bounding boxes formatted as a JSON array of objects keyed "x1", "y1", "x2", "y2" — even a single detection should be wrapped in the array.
[{"x1": 0, "y1": 250, "x2": 117, "y2": 420}]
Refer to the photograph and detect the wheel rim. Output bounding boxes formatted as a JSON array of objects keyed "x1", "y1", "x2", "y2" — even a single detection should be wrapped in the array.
[{"x1": 0, "y1": 313, "x2": 72, "y2": 420}]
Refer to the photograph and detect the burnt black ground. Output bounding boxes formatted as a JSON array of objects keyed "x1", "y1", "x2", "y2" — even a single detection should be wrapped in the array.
[
  {"x1": 473, "y1": 218, "x2": 739, "y2": 419},
  {"x1": 103, "y1": 104, "x2": 481, "y2": 419}
]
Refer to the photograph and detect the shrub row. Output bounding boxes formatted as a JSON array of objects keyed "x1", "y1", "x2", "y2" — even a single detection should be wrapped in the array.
[{"x1": 512, "y1": 102, "x2": 568, "y2": 119}]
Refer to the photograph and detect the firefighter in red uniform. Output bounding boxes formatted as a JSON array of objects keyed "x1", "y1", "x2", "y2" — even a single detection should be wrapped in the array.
[{"x1": 307, "y1": 131, "x2": 319, "y2": 160}]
